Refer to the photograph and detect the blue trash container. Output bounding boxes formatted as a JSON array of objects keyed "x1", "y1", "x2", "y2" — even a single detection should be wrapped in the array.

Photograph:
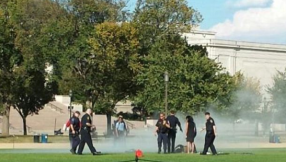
[
  {"x1": 275, "y1": 135, "x2": 280, "y2": 143},
  {"x1": 41, "y1": 134, "x2": 48, "y2": 143}
]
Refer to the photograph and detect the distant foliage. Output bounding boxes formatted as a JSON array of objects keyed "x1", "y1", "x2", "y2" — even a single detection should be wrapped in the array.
[
  {"x1": 225, "y1": 72, "x2": 262, "y2": 120},
  {"x1": 268, "y1": 69, "x2": 286, "y2": 123}
]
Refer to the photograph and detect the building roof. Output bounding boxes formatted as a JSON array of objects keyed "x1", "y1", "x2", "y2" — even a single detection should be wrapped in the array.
[{"x1": 184, "y1": 30, "x2": 286, "y2": 53}]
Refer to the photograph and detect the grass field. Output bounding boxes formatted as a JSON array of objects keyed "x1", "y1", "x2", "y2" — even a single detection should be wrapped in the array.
[{"x1": 0, "y1": 149, "x2": 285, "y2": 162}]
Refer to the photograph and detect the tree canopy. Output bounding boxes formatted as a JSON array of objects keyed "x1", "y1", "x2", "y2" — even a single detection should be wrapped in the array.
[
  {"x1": 225, "y1": 72, "x2": 261, "y2": 120},
  {"x1": 0, "y1": 0, "x2": 265, "y2": 136},
  {"x1": 133, "y1": 34, "x2": 234, "y2": 114},
  {"x1": 268, "y1": 69, "x2": 286, "y2": 123}
]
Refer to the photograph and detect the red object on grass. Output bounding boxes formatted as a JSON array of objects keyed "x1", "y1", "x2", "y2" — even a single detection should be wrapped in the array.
[{"x1": 135, "y1": 150, "x2": 143, "y2": 158}]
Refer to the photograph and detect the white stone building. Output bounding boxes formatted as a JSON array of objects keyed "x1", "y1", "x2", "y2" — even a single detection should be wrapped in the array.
[{"x1": 183, "y1": 31, "x2": 286, "y2": 94}]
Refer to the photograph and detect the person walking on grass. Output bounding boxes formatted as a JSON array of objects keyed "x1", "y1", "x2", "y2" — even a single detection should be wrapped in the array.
[
  {"x1": 69, "y1": 111, "x2": 81, "y2": 154},
  {"x1": 77, "y1": 109, "x2": 101, "y2": 155},
  {"x1": 166, "y1": 110, "x2": 183, "y2": 153},
  {"x1": 200, "y1": 112, "x2": 217, "y2": 155}
]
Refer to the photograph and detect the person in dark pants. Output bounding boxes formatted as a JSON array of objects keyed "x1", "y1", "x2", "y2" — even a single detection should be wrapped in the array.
[
  {"x1": 115, "y1": 115, "x2": 128, "y2": 144},
  {"x1": 77, "y1": 109, "x2": 101, "y2": 155},
  {"x1": 69, "y1": 111, "x2": 81, "y2": 154},
  {"x1": 66, "y1": 112, "x2": 74, "y2": 149},
  {"x1": 200, "y1": 112, "x2": 217, "y2": 155},
  {"x1": 154, "y1": 113, "x2": 170, "y2": 154},
  {"x1": 166, "y1": 110, "x2": 182, "y2": 153}
]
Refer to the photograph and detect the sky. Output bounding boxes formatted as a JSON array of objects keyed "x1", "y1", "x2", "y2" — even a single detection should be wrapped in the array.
[{"x1": 127, "y1": 0, "x2": 286, "y2": 45}]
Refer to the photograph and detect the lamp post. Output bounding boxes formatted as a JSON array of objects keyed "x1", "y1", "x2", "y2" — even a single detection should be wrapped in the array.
[
  {"x1": 164, "y1": 71, "x2": 169, "y2": 116},
  {"x1": 262, "y1": 97, "x2": 269, "y2": 136},
  {"x1": 68, "y1": 90, "x2": 73, "y2": 119}
]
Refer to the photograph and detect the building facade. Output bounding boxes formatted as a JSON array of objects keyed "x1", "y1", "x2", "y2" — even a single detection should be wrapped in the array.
[{"x1": 184, "y1": 31, "x2": 286, "y2": 94}]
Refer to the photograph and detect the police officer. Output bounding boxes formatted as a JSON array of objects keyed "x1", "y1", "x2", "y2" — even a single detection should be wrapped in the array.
[
  {"x1": 77, "y1": 109, "x2": 101, "y2": 155},
  {"x1": 200, "y1": 112, "x2": 217, "y2": 155},
  {"x1": 166, "y1": 110, "x2": 182, "y2": 153},
  {"x1": 154, "y1": 113, "x2": 170, "y2": 154},
  {"x1": 69, "y1": 111, "x2": 81, "y2": 154}
]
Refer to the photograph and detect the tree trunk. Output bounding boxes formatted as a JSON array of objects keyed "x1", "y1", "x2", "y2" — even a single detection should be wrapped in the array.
[
  {"x1": 1, "y1": 104, "x2": 10, "y2": 136},
  {"x1": 106, "y1": 113, "x2": 112, "y2": 137},
  {"x1": 255, "y1": 120, "x2": 259, "y2": 136},
  {"x1": 23, "y1": 117, "x2": 27, "y2": 135},
  {"x1": 233, "y1": 122, "x2": 235, "y2": 137}
]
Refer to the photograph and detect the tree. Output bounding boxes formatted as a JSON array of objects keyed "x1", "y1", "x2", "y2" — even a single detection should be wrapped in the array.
[
  {"x1": 132, "y1": 0, "x2": 202, "y2": 59},
  {"x1": 87, "y1": 22, "x2": 140, "y2": 135},
  {"x1": 0, "y1": 1, "x2": 22, "y2": 136},
  {"x1": 0, "y1": 0, "x2": 57, "y2": 135},
  {"x1": 133, "y1": 34, "x2": 233, "y2": 114},
  {"x1": 130, "y1": 0, "x2": 210, "y2": 115},
  {"x1": 219, "y1": 72, "x2": 262, "y2": 136},
  {"x1": 133, "y1": 0, "x2": 202, "y2": 34},
  {"x1": 51, "y1": 1, "x2": 134, "y2": 135},
  {"x1": 56, "y1": 0, "x2": 129, "y2": 101},
  {"x1": 12, "y1": 68, "x2": 54, "y2": 135},
  {"x1": 268, "y1": 69, "x2": 286, "y2": 123},
  {"x1": 225, "y1": 72, "x2": 262, "y2": 120}
]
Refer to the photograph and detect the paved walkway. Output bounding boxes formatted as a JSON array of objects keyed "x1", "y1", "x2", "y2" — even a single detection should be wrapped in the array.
[{"x1": 0, "y1": 143, "x2": 69, "y2": 149}]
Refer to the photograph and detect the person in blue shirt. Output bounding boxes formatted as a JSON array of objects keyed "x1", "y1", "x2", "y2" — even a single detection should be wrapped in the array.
[
  {"x1": 154, "y1": 113, "x2": 170, "y2": 154},
  {"x1": 115, "y1": 115, "x2": 128, "y2": 138},
  {"x1": 69, "y1": 111, "x2": 81, "y2": 154}
]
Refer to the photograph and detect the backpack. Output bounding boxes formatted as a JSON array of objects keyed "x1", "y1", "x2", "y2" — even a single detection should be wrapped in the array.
[{"x1": 66, "y1": 119, "x2": 71, "y2": 127}]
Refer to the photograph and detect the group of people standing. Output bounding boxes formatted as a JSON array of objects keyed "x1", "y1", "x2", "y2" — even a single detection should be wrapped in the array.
[
  {"x1": 68, "y1": 109, "x2": 101, "y2": 155},
  {"x1": 67, "y1": 108, "x2": 217, "y2": 155},
  {"x1": 155, "y1": 111, "x2": 218, "y2": 155}
]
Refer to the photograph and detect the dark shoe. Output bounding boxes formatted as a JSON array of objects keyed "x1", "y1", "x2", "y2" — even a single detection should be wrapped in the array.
[
  {"x1": 77, "y1": 153, "x2": 83, "y2": 155},
  {"x1": 92, "y1": 151, "x2": 101, "y2": 155},
  {"x1": 164, "y1": 152, "x2": 167, "y2": 154},
  {"x1": 213, "y1": 153, "x2": 218, "y2": 156},
  {"x1": 158, "y1": 150, "x2": 161, "y2": 154},
  {"x1": 70, "y1": 149, "x2": 76, "y2": 154}
]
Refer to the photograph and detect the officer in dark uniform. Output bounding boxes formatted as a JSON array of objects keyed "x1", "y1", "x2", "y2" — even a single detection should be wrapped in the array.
[
  {"x1": 154, "y1": 113, "x2": 170, "y2": 154},
  {"x1": 166, "y1": 110, "x2": 182, "y2": 153},
  {"x1": 77, "y1": 109, "x2": 101, "y2": 155},
  {"x1": 201, "y1": 112, "x2": 217, "y2": 155},
  {"x1": 69, "y1": 111, "x2": 81, "y2": 154}
]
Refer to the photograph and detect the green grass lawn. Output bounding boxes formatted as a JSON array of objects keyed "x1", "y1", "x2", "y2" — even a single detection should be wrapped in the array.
[{"x1": 0, "y1": 149, "x2": 286, "y2": 162}]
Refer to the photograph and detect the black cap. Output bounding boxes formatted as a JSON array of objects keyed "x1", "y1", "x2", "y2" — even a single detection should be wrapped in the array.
[{"x1": 205, "y1": 112, "x2": 210, "y2": 115}]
